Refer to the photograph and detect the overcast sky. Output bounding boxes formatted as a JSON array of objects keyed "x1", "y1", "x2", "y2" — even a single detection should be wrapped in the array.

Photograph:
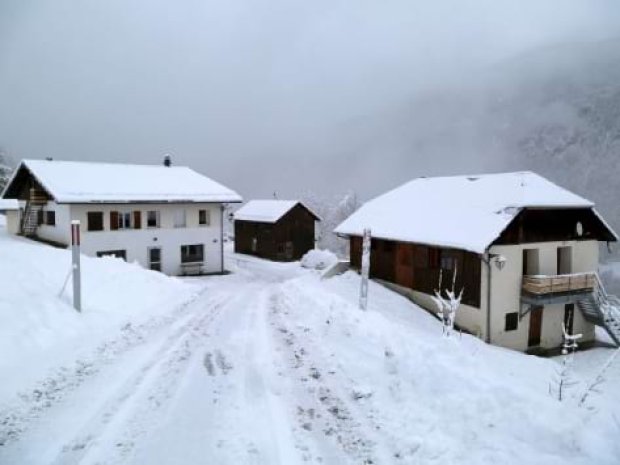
[{"x1": 1, "y1": 0, "x2": 619, "y2": 200}]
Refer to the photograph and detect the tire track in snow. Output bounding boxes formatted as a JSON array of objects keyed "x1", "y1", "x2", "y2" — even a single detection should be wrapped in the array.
[
  {"x1": 0, "y1": 289, "x2": 231, "y2": 465},
  {"x1": 0, "y1": 285, "x2": 213, "y2": 448},
  {"x1": 268, "y1": 281, "x2": 394, "y2": 465}
]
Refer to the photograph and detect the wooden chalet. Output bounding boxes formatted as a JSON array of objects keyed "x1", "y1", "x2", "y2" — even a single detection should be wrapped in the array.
[
  {"x1": 336, "y1": 172, "x2": 620, "y2": 352},
  {"x1": 234, "y1": 200, "x2": 320, "y2": 262}
]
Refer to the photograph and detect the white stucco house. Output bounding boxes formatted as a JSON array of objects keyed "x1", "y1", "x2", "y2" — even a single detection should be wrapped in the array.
[
  {"x1": 335, "y1": 171, "x2": 620, "y2": 353},
  {"x1": 1, "y1": 159, "x2": 242, "y2": 276}
]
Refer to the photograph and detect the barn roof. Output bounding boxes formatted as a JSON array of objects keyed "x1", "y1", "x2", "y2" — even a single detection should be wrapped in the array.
[
  {"x1": 334, "y1": 171, "x2": 617, "y2": 254},
  {"x1": 1, "y1": 159, "x2": 242, "y2": 204},
  {"x1": 234, "y1": 200, "x2": 320, "y2": 224}
]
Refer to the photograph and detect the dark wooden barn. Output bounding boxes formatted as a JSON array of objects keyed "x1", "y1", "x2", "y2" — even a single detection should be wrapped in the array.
[{"x1": 234, "y1": 200, "x2": 320, "y2": 262}]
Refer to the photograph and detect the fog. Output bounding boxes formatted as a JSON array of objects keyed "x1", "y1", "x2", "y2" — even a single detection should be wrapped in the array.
[{"x1": 1, "y1": 0, "x2": 619, "y2": 200}]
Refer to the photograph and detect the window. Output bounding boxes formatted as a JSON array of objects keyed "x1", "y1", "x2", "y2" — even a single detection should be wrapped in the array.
[
  {"x1": 118, "y1": 212, "x2": 132, "y2": 230},
  {"x1": 383, "y1": 241, "x2": 394, "y2": 252},
  {"x1": 181, "y1": 244, "x2": 204, "y2": 263},
  {"x1": 96, "y1": 250, "x2": 127, "y2": 260},
  {"x1": 174, "y1": 209, "x2": 186, "y2": 228},
  {"x1": 147, "y1": 210, "x2": 160, "y2": 228},
  {"x1": 199, "y1": 209, "x2": 210, "y2": 226},
  {"x1": 440, "y1": 255, "x2": 456, "y2": 271},
  {"x1": 505, "y1": 312, "x2": 519, "y2": 331},
  {"x1": 149, "y1": 247, "x2": 162, "y2": 272},
  {"x1": 87, "y1": 212, "x2": 104, "y2": 231},
  {"x1": 46, "y1": 211, "x2": 56, "y2": 226}
]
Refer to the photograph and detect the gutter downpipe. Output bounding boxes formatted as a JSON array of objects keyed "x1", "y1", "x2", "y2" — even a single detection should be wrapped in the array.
[
  {"x1": 484, "y1": 250, "x2": 492, "y2": 344},
  {"x1": 220, "y1": 204, "x2": 225, "y2": 274}
]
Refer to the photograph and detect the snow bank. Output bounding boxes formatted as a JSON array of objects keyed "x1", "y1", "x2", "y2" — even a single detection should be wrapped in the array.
[
  {"x1": 0, "y1": 227, "x2": 198, "y2": 399},
  {"x1": 300, "y1": 249, "x2": 338, "y2": 270},
  {"x1": 268, "y1": 271, "x2": 620, "y2": 464}
]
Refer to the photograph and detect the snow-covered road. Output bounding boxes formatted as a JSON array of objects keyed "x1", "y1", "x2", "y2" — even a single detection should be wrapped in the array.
[
  {"x1": 1, "y1": 252, "x2": 619, "y2": 465},
  {"x1": 0, "y1": 256, "x2": 372, "y2": 465}
]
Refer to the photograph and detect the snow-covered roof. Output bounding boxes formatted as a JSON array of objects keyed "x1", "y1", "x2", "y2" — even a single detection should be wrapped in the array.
[
  {"x1": 0, "y1": 199, "x2": 19, "y2": 210},
  {"x1": 4, "y1": 159, "x2": 242, "y2": 204},
  {"x1": 334, "y1": 171, "x2": 612, "y2": 254},
  {"x1": 234, "y1": 200, "x2": 320, "y2": 223}
]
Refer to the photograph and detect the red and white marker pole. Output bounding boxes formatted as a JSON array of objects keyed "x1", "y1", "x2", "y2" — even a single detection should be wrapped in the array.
[{"x1": 71, "y1": 220, "x2": 82, "y2": 312}]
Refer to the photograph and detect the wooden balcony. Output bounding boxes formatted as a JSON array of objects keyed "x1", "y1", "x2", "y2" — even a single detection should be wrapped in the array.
[{"x1": 521, "y1": 272, "x2": 596, "y2": 305}]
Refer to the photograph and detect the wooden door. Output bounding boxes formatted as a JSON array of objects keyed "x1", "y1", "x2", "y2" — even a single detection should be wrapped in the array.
[
  {"x1": 395, "y1": 243, "x2": 414, "y2": 288},
  {"x1": 528, "y1": 306, "x2": 543, "y2": 347}
]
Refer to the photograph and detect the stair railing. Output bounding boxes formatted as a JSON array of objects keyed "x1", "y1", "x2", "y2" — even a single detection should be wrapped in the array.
[{"x1": 20, "y1": 200, "x2": 31, "y2": 234}]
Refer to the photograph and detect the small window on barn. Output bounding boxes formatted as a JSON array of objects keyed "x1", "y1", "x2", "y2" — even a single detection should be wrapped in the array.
[
  {"x1": 199, "y1": 209, "x2": 210, "y2": 226},
  {"x1": 46, "y1": 211, "x2": 56, "y2": 226},
  {"x1": 146, "y1": 210, "x2": 160, "y2": 228},
  {"x1": 383, "y1": 241, "x2": 394, "y2": 252},
  {"x1": 505, "y1": 312, "x2": 519, "y2": 332},
  {"x1": 87, "y1": 212, "x2": 104, "y2": 231},
  {"x1": 181, "y1": 244, "x2": 204, "y2": 263}
]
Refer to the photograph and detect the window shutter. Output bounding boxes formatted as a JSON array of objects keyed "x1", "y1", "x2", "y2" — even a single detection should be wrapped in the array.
[
  {"x1": 110, "y1": 211, "x2": 119, "y2": 231},
  {"x1": 134, "y1": 211, "x2": 142, "y2": 229}
]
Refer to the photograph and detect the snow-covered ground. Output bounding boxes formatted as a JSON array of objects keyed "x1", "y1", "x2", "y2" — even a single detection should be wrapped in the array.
[{"x1": 0, "y1": 225, "x2": 619, "y2": 464}]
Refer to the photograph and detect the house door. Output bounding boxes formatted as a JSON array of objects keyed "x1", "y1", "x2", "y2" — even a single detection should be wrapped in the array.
[
  {"x1": 557, "y1": 247, "x2": 572, "y2": 275},
  {"x1": 564, "y1": 304, "x2": 575, "y2": 335},
  {"x1": 528, "y1": 306, "x2": 543, "y2": 347},
  {"x1": 395, "y1": 244, "x2": 414, "y2": 287},
  {"x1": 284, "y1": 241, "x2": 294, "y2": 260},
  {"x1": 148, "y1": 247, "x2": 162, "y2": 272}
]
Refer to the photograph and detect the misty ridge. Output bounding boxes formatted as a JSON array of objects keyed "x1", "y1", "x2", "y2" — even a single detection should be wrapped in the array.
[{"x1": 291, "y1": 39, "x2": 620, "y2": 261}]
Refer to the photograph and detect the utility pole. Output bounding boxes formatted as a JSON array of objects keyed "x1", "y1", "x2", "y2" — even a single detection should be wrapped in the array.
[{"x1": 71, "y1": 220, "x2": 82, "y2": 312}]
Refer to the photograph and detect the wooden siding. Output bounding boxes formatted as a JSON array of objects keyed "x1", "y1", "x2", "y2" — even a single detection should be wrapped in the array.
[
  {"x1": 494, "y1": 208, "x2": 616, "y2": 245},
  {"x1": 3, "y1": 165, "x2": 52, "y2": 202},
  {"x1": 234, "y1": 203, "x2": 317, "y2": 262},
  {"x1": 350, "y1": 237, "x2": 482, "y2": 308}
]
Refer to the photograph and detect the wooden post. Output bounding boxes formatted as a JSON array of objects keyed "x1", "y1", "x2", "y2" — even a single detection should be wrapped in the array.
[
  {"x1": 71, "y1": 220, "x2": 82, "y2": 312},
  {"x1": 359, "y1": 228, "x2": 371, "y2": 310}
]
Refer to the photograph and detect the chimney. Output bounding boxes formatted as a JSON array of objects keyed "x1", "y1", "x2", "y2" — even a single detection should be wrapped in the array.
[{"x1": 163, "y1": 154, "x2": 171, "y2": 167}]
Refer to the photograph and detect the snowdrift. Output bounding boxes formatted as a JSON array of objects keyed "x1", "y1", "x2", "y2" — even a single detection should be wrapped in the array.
[{"x1": 0, "y1": 228, "x2": 197, "y2": 399}]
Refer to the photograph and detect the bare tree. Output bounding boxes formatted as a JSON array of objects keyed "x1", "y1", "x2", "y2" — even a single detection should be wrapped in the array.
[{"x1": 431, "y1": 266, "x2": 464, "y2": 337}]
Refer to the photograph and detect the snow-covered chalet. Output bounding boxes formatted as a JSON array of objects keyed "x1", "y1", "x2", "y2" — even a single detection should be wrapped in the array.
[
  {"x1": 234, "y1": 200, "x2": 320, "y2": 261},
  {"x1": 1, "y1": 159, "x2": 242, "y2": 276},
  {"x1": 335, "y1": 172, "x2": 620, "y2": 352}
]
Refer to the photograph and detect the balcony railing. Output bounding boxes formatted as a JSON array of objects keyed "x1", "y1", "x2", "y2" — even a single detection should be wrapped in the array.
[{"x1": 522, "y1": 272, "x2": 596, "y2": 296}]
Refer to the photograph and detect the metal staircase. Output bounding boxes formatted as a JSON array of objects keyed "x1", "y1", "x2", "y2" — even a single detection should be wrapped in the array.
[
  {"x1": 20, "y1": 201, "x2": 42, "y2": 237},
  {"x1": 577, "y1": 273, "x2": 620, "y2": 346}
]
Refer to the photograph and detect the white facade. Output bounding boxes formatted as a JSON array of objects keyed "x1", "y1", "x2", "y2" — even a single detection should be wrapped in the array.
[
  {"x1": 1, "y1": 159, "x2": 242, "y2": 276},
  {"x1": 397, "y1": 240, "x2": 600, "y2": 352},
  {"x1": 12, "y1": 201, "x2": 227, "y2": 276},
  {"x1": 486, "y1": 240, "x2": 598, "y2": 351}
]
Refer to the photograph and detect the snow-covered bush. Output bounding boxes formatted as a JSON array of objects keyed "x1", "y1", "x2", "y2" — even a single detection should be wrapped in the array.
[
  {"x1": 301, "y1": 249, "x2": 338, "y2": 271},
  {"x1": 431, "y1": 268, "x2": 463, "y2": 337}
]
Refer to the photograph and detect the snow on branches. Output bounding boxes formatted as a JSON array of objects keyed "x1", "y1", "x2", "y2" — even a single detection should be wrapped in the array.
[{"x1": 431, "y1": 266, "x2": 464, "y2": 337}]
